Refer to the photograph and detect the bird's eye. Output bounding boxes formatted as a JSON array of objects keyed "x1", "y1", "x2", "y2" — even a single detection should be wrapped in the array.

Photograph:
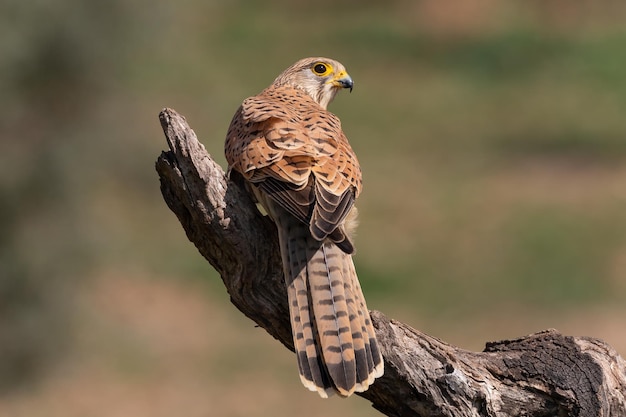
[{"x1": 311, "y1": 62, "x2": 332, "y2": 76}]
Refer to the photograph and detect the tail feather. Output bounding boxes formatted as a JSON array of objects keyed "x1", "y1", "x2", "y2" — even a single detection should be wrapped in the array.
[
  {"x1": 271, "y1": 201, "x2": 383, "y2": 397},
  {"x1": 282, "y1": 220, "x2": 334, "y2": 397},
  {"x1": 342, "y1": 257, "x2": 373, "y2": 390},
  {"x1": 345, "y1": 257, "x2": 384, "y2": 387},
  {"x1": 309, "y1": 241, "x2": 357, "y2": 395}
]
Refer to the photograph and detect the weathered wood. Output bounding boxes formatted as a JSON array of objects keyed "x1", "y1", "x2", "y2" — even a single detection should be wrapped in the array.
[{"x1": 155, "y1": 107, "x2": 626, "y2": 417}]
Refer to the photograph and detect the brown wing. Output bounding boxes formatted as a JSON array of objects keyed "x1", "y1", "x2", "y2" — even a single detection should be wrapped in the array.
[{"x1": 224, "y1": 86, "x2": 362, "y2": 252}]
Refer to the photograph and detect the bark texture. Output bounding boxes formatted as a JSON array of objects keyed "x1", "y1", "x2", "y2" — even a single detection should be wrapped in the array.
[{"x1": 155, "y1": 108, "x2": 626, "y2": 417}]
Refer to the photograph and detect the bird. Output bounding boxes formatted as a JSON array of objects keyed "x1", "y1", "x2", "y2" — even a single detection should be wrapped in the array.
[{"x1": 224, "y1": 57, "x2": 383, "y2": 397}]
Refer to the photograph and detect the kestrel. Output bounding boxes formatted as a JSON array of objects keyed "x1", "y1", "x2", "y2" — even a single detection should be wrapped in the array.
[{"x1": 225, "y1": 57, "x2": 383, "y2": 397}]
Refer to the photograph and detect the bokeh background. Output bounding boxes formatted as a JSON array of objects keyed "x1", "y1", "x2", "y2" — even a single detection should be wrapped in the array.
[{"x1": 2, "y1": 1, "x2": 626, "y2": 416}]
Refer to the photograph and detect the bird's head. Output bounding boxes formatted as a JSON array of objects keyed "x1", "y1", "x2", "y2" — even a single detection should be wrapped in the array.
[{"x1": 272, "y1": 57, "x2": 354, "y2": 110}]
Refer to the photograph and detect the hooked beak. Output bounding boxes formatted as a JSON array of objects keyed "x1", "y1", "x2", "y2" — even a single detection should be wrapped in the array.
[{"x1": 331, "y1": 70, "x2": 354, "y2": 93}]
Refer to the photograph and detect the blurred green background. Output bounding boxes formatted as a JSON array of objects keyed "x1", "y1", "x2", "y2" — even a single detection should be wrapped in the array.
[{"x1": 2, "y1": 0, "x2": 626, "y2": 416}]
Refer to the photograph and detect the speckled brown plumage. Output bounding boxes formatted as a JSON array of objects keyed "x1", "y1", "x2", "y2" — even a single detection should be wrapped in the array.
[{"x1": 224, "y1": 57, "x2": 383, "y2": 397}]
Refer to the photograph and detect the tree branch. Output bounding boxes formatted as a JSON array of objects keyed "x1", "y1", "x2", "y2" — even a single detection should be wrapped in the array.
[{"x1": 155, "y1": 108, "x2": 626, "y2": 417}]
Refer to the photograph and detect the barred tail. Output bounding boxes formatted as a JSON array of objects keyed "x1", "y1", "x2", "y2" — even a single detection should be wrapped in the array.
[{"x1": 276, "y1": 213, "x2": 383, "y2": 397}]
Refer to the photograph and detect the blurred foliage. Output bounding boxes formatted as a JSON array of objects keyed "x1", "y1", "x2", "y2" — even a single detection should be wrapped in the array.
[{"x1": 1, "y1": 0, "x2": 626, "y2": 410}]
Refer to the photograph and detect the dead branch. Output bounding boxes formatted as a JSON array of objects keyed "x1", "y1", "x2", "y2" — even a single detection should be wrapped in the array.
[{"x1": 155, "y1": 108, "x2": 626, "y2": 417}]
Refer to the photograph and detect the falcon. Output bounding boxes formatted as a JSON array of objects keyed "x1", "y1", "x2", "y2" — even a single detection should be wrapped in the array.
[{"x1": 225, "y1": 57, "x2": 383, "y2": 397}]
